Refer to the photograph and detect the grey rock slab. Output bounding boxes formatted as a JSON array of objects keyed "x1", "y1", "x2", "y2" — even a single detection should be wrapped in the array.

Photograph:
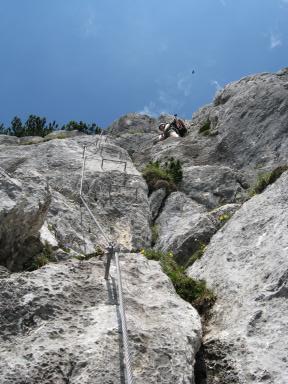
[
  {"x1": 19, "y1": 136, "x2": 44, "y2": 145},
  {"x1": 0, "y1": 135, "x2": 19, "y2": 146},
  {"x1": 0, "y1": 136, "x2": 151, "y2": 257},
  {"x1": 188, "y1": 171, "x2": 288, "y2": 384},
  {"x1": 44, "y1": 129, "x2": 85, "y2": 140},
  {"x1": 209, "y1": 203, "x2": 241, "y2": 230},
  {"x1": 149, "y1": 188, "x2": 168, "y2": 221},
  {"x1": 107, "y1": 113, "x2": 191, "y2": 162},
  {"x1": 154, "y1": 192, "x2": 215, "y2": 264},
  {"x1": 0, "y1": 254, "x2": 202, "y2": 383},
  {"x1": 181, "y1": 165, "x2": 247, "y2": 208},
  {"x1": 0, "y1": 168, "x2": 51, "y2": 271},
  {"x1": 110, "y1": 70, "x2": 288, "y2": 195}
]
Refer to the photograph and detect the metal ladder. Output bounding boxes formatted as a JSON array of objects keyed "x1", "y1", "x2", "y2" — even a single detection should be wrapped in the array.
[{"x1": 79, "y1": 134, "x2": 135, "y2": 384}]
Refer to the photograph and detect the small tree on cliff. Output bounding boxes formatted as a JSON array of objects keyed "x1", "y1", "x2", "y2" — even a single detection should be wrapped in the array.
[{"x1": 64, "y1": 120, "x2": 102, "y2": 135}]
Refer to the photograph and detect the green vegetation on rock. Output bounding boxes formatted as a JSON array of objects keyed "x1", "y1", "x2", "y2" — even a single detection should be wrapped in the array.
[
  {"x1": 74, "y1": 245, "x2": 105, "y2": 261},
  {"x1": 185, "y1": 243, "x2": 207, "y2": 268},
  {"x1": 0, "y1": 115, "x2": 102, "y2": 137},
  {"x1": 141, "y1": 248, "x2": 215, "y2": 312},
  {"x1": 218, "y1": 213, "x2": 232, "y2": 222},
  {"x1": 250, "y1": 165, "x2": 288, "y2": 196},
  {"x1": 64, "y1": 120, "x2": 102, "y2": 135},
  {"x1": 151, "y1": 224, "x2": 159, "y2": 246},
  {"x1": 26, "y1": 242, "x2": 56, "y2": 271},
  {"x1": 142, "y1": 157, "x2": 183, "y2": 193},
  {"x1": 199, "y1": 120, "x2": 211, "y2": 135}
]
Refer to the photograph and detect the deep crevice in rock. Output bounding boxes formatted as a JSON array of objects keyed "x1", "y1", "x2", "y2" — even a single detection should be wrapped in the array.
[
  {"x1": 151, "y1": 190, "x2": 169, "y2": 224},
  {"x1": 194, "y1": 345, "x2": 207, "y2": 384}
]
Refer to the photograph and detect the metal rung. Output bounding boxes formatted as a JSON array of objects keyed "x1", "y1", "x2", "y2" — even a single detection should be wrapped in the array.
[
  {"x1": 79, "y1": 143, "x2": 135, "y2": 383},
  {"x1": 101, "y1": 158, "x2": 127, "y2": 172}
]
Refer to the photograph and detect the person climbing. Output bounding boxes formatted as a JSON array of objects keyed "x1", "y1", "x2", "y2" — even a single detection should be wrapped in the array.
[
  {"x1": 156, "y1": 114, "x2": 187, "y2": 143},
  {"x1": 158, "y1": 122, "x2": 179, "y2": 141}
]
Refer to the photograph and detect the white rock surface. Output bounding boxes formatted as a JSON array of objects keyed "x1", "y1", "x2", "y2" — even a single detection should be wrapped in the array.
[
  {"x1": 0, "y1": 167, "x2": 50, "y2": 271},
  {"x1": 149, "y1": 188, "x2": 167, "y2": 221},
  {"x1": 188, "y1": 171, "x2": 288, "y2": 384},
  {"x1": 0, "y1": 135, "x2": 151, "y2": 255},
  {"x1": 0, "y1": 254, "x2": 201, "y2": 383}
]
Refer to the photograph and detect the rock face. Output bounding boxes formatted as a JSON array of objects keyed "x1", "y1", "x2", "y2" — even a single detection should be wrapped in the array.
[
  {"x1": 154, "y1": 192, "x2": 240, "y2": 264},
  {"x1": 1, "y1": 68, "x2": 288, "y2": 383},
  {"x1": 0, "y1": 135, "x2": 151, "y2": 258},
  {"x1": 180, "y1": 165, "x2": 246, "y2": 209},
  {"x1": 188, "y1": 171, "x2": 288, "y2": 384},
  {"x1": 149, "y1": 188, "x2": 168, "y2": 221},
  {"x1": 108, "y1": 69, "x2": 288, "y2": 209},
  {"x1": 155, "y1": 192, "x2": 212, "y2": 264},
  {"x1": 108, "y1": 112, "x2": 191, "y2": 162},
  {"x1": 0, "y1": 133, "x2": 202, "y2": 383},
  {"x1": 105, "y1": 69, "x2": 288, "y2": 383},
  {"x1": 0, "y1": 254, "x2": 201, "y2": 384},
  {"x1": 0, "y1": 167, "x2": 50, "y2": 271}
]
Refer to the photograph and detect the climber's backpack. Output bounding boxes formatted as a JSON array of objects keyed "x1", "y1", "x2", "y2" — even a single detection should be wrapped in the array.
[{"x1": 171, "y1": 118, "x2": 187, "y2": 137}]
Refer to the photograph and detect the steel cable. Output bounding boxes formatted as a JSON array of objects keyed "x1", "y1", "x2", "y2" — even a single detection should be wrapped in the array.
[
  {"x1": 114, "y1": 252, "x2": 135, "y2": 384},
  {"x1": 79, "y1": 141, "x2": 135, "y2": 383}
]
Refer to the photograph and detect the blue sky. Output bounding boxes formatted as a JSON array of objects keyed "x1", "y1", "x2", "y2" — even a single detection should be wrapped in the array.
[{"x1": 0, "y1": 0, "x2": 287, "y2": 128}]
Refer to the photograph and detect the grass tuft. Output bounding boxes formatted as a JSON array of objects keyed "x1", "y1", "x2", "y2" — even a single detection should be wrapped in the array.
[
  {"x1": 185, "y1": 243, "x2": 207, "y2": 268},
  {"x1": 250, "y1": 165, "x2": 288, "y2": 196},
  {"x1": 199, "y1": 120, "x2": 211, "y2": 135},
  {"x1": 142, "y1": 158, "x2": 182, "y2": 194},
  {"x1": 27, "y1": 241, "x2": 56, "y2": 271},
  {"x1": 141, "y1": 248, "x2": 215, "y2": 312}
]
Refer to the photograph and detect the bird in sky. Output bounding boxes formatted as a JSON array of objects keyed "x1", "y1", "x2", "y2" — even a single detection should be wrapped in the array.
[{"x1": 192, "y1": 70, "x2": 195, "y2": 74}]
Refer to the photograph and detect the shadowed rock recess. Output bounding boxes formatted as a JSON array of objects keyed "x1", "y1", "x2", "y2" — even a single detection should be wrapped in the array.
[{"x1": 1, "y1": 68, "x2": 288, "y2": 383}]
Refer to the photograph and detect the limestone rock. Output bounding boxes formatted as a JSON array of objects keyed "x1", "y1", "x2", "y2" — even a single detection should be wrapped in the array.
[
  {"x1": 0, "y1": 254, "x2": 202, "y2": 383},
  {"x1": 44, "y1": 129, "x2": 85, "y2": 140},
  {"x1": 180, "y1": 165, "x2": 247, "y2": 208},
  {"x1": 0, "y1": 168, "x2": 51, "y2": 271},
  {"x1": 0, "y1": 135, "x2": 19, "y2": 146},
  {"x1": 155, "y1": 192, "x2": 241, "y2": 265},
  {"x1": 108, "y1": 70, "x2": 288, "y2": 209},
  {"x1": 19, "y1": 136, "x2": 44, "y2": 145},
  {"x1": 107, "y1": 113, "x2": 191, "y2": 160},
  {"x1": 188, "y1": 171, "x2": 288, "y2": 384},
  {"x1": 149, "y1": 188, "x2": 167, "y2": 221},
  {"x1": 0, "y1": 135, "x2": 151, "y2": 256},
  {"x1": 209, "y1": 203, "x2": 241, "y2": 230},
  {"x1": 154, "y1": 192, "x2": 214, "y2": 264}
]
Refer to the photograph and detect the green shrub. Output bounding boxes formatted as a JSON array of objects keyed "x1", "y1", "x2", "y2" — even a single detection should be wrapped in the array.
[
  {"x1": 8, "y1": 115, "x2": 54, "y2": 137},
  {"x1": 164, "y1": 157, "x2": 183, "y2": 184},
  {"x1": 140, "y1": 248, "x2": 163, "y2": 261},
  {"x1": 142, "y1": 158, "x2": 182, "y2": 193},
  {"x1": 199, "y1": 120, "x2": 211, "y2": 135},
  {"x1": 32, "y1": 254, "x2": 51, "y2": 268},
  {"x1": 250, "y1": 165, "x2": 288, "y2": 195},
  {"x1": 185, "y1": 243, "x2": 207, "y2": 268},
  {"x1": 151, "y1": 225, "x2": 159, "y2": 246},
  {"x1": 141, "y1": 249, "x2": 215, "y2": 310},
  {"x1": 218, "y1": 213, "x2": 232, "y2": 222},
  {"x1": 74, "y1": 245, "x2": 105, "y2": 261},
  {"x1": 27, "y1": 241, "x2": 56, "y2": 270},
  {"x1": 64, "y1": 120, "x2": 102, "y2": 135},
  {"x1": 60, "y1": 246, "x2": 71, "y2": 254},
  {"x1": 0, "y1": 116, "x2": 102, "y2": 137}
]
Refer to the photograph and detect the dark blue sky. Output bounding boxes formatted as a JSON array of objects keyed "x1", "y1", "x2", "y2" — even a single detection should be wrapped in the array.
[{"x1": 0, "y1": 0, "x2": 287, "y2": 128}]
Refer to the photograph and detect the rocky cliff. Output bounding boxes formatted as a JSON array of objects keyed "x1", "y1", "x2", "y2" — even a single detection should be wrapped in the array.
[
  {"x1": 0, "y1": 134, "x2": 201, "y2": 383},
  {"x1": 188, "y1": 169, "x2": 288, "y2": 384},
  {"x1": 1, "y1": 68, "x2": 288, "y2": 383}
]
